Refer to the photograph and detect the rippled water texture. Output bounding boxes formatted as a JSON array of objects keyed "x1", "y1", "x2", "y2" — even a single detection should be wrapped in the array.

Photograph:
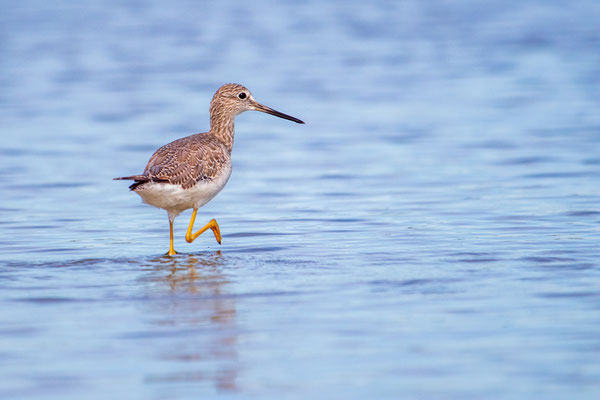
[{"x1": 1, "y1": 1, "x2": 600, "y2": 399}]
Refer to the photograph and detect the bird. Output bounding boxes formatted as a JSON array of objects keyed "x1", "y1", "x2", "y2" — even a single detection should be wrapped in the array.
[{"x1": 114, "y1": 83, "x2": 304, "y2": 255}]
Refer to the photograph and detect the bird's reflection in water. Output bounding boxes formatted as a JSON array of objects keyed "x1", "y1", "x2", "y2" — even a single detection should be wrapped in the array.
[{"x1": 143, "y1": 251, "x2": 239, "y2": 392}]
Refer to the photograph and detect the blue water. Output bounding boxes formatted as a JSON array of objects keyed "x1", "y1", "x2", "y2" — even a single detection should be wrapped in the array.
[{"x1": 1, "y1": 1, "x2": 600, "y2": 399}]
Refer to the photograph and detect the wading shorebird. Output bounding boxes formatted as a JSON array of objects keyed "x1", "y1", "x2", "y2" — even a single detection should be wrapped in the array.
[{"x1": 114, "y1": 83, "x2": 304, "y2": 255}]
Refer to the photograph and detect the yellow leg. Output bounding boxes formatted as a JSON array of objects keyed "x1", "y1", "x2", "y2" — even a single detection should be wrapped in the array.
[
  {"x1": 185, "y1": 208, "x2": 222, "y2": 244},
  {"x1": 167, "y1": 218, "x2": 177, "y2": 256}
]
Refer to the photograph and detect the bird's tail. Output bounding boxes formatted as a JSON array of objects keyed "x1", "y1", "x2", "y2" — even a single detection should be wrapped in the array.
[
  {"x1": 114, "y1": 175, "x2": 170, "y2": 190},
  {"x1": 113, "y1": 175, "x2": 151, "y2": 190},
  {"x1": 113, "y1": 175, "x2": 147, "y2": 181}
]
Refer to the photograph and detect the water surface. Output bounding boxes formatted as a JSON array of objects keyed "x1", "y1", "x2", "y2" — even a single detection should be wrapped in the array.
[{"x1": 1, "y1": 1, "x2": 600, "y2": 399}]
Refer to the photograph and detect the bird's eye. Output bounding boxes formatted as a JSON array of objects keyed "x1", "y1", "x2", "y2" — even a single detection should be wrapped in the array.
[{"x1": 238, "y1": 92, "x2": 247, "y2": 99}]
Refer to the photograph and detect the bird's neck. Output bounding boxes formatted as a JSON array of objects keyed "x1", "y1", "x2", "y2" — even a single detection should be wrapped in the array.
[{"x1": 209, "y1": 111, "x2": 235, "y2": 153}]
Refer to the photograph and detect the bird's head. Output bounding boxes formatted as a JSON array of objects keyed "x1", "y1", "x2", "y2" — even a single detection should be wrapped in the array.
[{"x1": 210, "y1": 83, "x2": 304, "y2": 124}]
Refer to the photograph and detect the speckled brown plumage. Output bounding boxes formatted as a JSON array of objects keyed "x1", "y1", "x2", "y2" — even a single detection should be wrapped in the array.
[
  {"x1": 116, "y1": 84, "x2": 248, "y2": 191},
  {"x1": 114, "y1": 83, "x2": 304, "y2": 255},
  {"x1": 115, "y1": 83, "x2": 303, "y2": 192},
  {"x1": 122, "y1": 133, "x2": 230, "y2": 190}
]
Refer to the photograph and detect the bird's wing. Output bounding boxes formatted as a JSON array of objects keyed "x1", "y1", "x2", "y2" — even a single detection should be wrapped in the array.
[{"x1": 143, "y1": 134, "x2": 228, "y2": 189}]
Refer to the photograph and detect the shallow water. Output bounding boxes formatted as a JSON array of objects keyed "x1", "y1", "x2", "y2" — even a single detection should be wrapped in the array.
[{"x1": 1, "y1": 1, "x2": 600, "y2": 399}]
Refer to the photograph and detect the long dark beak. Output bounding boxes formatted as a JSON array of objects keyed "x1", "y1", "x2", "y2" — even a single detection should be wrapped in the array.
[{"x1": 252, "y1": 101, "x2": 305, "y2": 124}]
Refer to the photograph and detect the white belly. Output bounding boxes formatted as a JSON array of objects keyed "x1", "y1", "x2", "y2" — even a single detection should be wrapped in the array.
[{"x1": 134, "y1": 164, "x2": 232, "y2": 218}]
